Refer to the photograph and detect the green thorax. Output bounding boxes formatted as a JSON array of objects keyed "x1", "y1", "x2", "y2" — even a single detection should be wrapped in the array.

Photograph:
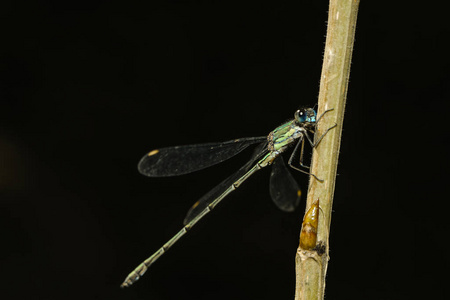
[{"x1": 268, "y1": 120, "x2": 302, "y2": 152}]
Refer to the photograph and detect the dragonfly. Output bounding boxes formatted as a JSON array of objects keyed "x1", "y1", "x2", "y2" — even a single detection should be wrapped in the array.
[{"x1": 121, "y1": 107, "x2": 334, "y2": 288}]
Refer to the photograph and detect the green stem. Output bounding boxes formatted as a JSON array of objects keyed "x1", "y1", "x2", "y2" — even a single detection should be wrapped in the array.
[{"x1": 295, "y1": 0, "x2": 360, "y2": 299}]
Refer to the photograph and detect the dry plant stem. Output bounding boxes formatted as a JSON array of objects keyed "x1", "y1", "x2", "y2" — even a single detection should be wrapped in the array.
[{"x1": 295, "y1": 1, "x2": 360, "y2": 299}]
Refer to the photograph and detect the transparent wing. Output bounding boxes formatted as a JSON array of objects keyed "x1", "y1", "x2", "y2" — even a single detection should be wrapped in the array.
[
  {"x1": 269, "y1": 156, "x2": 301, "y2": 212},
  {"x1": 183, "y1": 142, "x2": 268, "y2": 225},
  {"x1": 138, "y1": 137, "x2": 267, "y2": 177}
]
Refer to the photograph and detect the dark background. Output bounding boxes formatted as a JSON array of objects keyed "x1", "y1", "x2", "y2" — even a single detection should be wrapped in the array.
[{"x1": 1, "y1": 1, "x2": 449, "y2": 299}]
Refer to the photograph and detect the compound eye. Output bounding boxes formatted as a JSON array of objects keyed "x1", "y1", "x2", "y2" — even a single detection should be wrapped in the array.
[{"x1": 295, "y1": 109, "x2": 307, "y2": 123}]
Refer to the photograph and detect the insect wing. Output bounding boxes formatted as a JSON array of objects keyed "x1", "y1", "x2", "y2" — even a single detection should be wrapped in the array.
[
  {"x1": 183, "y1": 142, "x2": 268, "y2": 225},
  {"x1": 269, "y1": 156, "x2": 301, "y2": 212},
  {"x1": 138, "y1": 137, "x2": 266, "y2": 177}
]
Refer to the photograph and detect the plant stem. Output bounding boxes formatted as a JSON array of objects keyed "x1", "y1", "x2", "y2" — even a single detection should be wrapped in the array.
[{"x1": 294, "y1": 0, "x2": 360, "y2": 299}]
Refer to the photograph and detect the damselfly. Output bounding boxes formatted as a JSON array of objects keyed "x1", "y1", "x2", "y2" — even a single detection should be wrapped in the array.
[{"x1": 121, "y1": 108, "x2": 334, "y2": 287}]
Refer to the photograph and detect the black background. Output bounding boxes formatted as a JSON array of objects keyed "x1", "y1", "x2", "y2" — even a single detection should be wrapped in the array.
[{"x1": 1, "y1": 1, "x2": 449, "y2": 299}]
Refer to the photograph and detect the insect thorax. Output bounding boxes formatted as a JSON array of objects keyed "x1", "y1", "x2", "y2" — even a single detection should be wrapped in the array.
[{"x1": 268, "y1": 120, "x2": 304, "y2": 152}]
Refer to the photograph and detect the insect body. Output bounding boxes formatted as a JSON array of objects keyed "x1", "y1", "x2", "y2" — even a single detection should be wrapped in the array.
[{"x1": 121, "y1": 108, "x2": 333, "y2": 287}]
